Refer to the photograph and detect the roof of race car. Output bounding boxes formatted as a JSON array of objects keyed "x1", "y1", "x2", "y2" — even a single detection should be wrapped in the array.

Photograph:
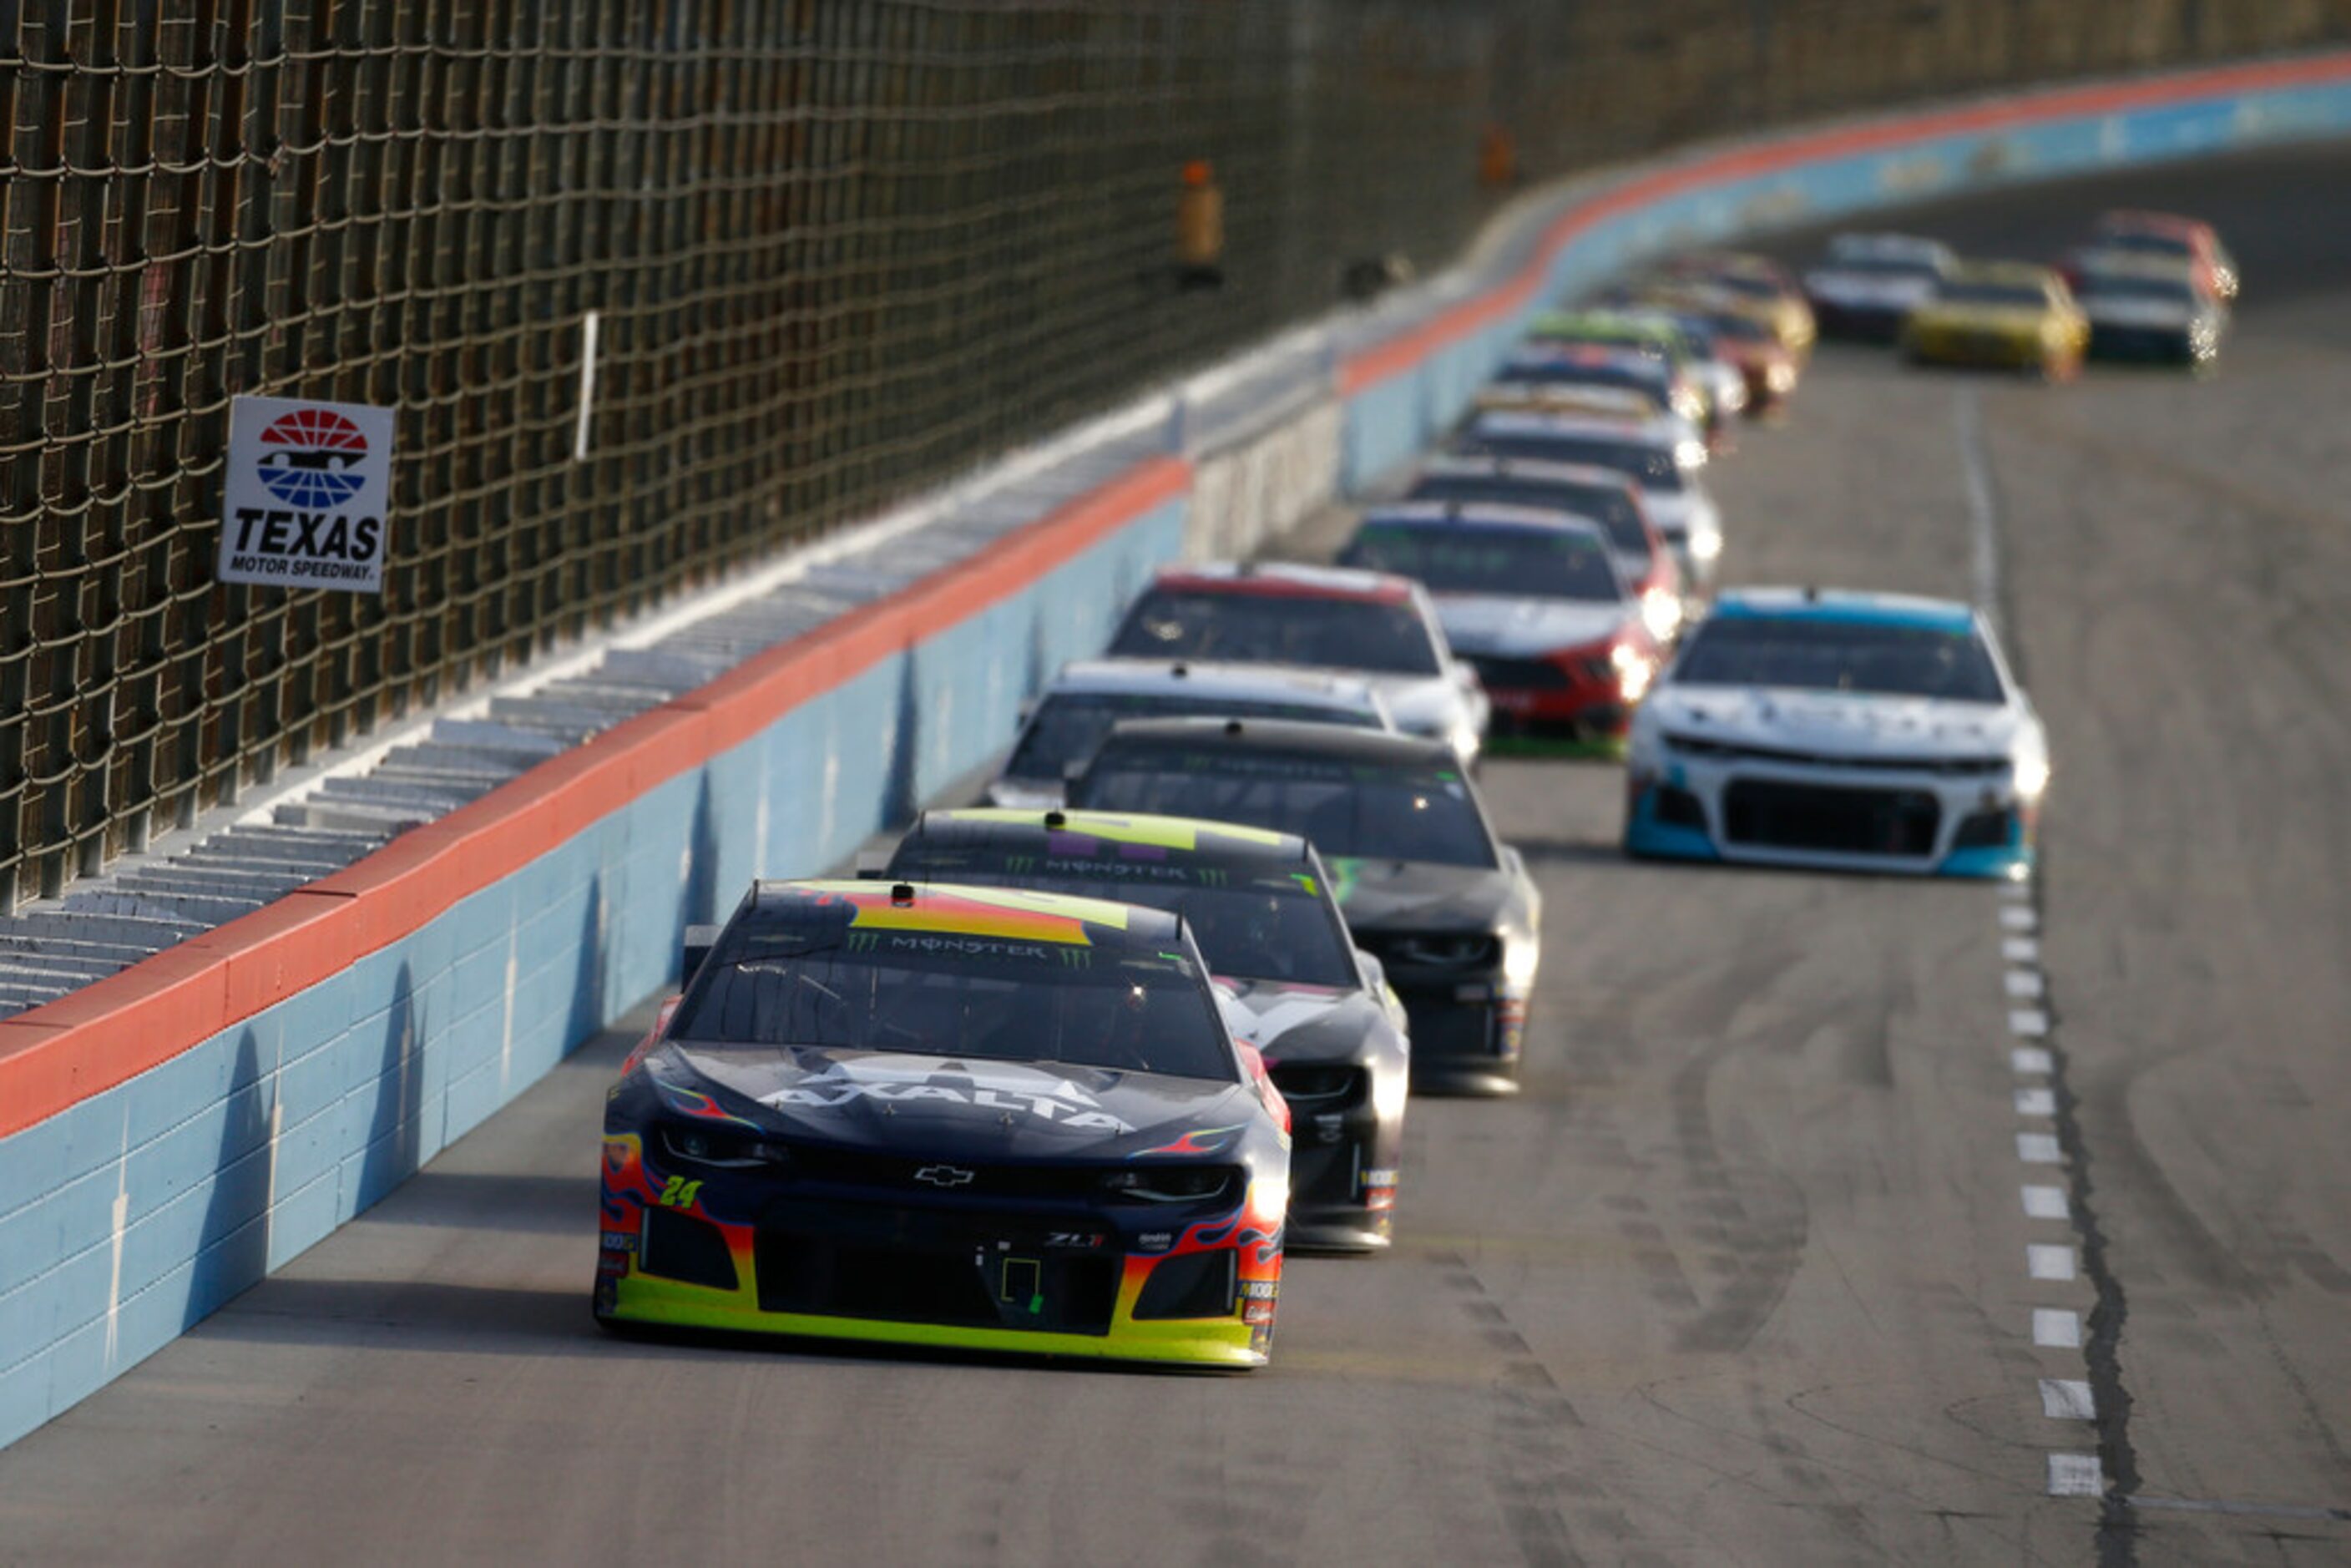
[
  {"x1": 1710, "y1": 587, "x2": 1978, "y2": 634},
  {"x1": 1087, "y1": 716, "x2": 1462, "y2": 770},
  {"x1": 1479, "y1": 383, "x2": 1661, "y2": 417},
  {"x1": 1823, "y1": 231, "x2": 1954, "y2": 263},
  {"x1": 1355, "y1": 501, "x2": 1613, "y2": 541},
  {"x1": 1040, "y1": 658, "x2": 1388, "y2": 716},
  {"x1": 1466, "y1": 408, "x2": 1679, "y2": 444},
  {"x1": 1412, "y1": 453, "x2": 1646, "y2": 494},
  {"x1": 2094, "y1": 209, "x2": 2212, "y2": 238},
  {"x1": 897, "y1": 809, "x2": 1314, "y2": 876},
  {"x1": 1146, "y1": 560, "x2": 1416, "y2": 604},
  {"x1": 741, "y1": 878, "x2": 1182, "y2": 950}
]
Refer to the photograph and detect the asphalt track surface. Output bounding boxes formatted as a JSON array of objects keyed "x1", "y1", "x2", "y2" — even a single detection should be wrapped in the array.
[{"x1": 3, "y1": 143, "x2": 2348, "y2": 1567}]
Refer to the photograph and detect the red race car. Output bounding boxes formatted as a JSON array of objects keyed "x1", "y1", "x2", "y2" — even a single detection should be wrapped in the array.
[{"x1": 1338, "y1": 503, "x2": 1661, "y2": 741}]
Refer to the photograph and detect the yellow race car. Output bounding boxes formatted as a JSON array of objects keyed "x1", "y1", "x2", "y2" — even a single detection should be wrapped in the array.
[{"x1": 1900, "y1": 262, "x2": 2089, "y2": 378}]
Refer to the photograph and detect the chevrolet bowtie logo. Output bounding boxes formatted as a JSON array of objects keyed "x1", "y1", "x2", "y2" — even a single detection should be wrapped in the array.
[{"x1": 914, "y1": 1164, "x2": 976, "y2": 1188}]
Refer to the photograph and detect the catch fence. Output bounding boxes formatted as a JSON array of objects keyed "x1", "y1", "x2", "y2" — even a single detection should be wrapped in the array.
[{"x1": 4, "y1": 0, "x2": 2343, "y2": 909}]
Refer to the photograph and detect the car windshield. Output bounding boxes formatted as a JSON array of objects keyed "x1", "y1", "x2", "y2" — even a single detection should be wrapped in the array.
[
  {"x1": 1407, "y1": 475, "x2": 1652, "y2": 559},
  {"x1": 887, "y1": 857, "x2": 1359, "y2": 989},
  {"x1": 1074, "y1": 751, "x2": 1498, "y2": 869},
  {"x1": 1692, "y1": 311, "x2": 1771, "y2": 342},
  {"x1": 1500, "y1": 356, "x2": 1670, "y2": 404},
  {"x1": 1109, "y1": 588, "x2": 1443, "y2": 676},
  {"x1": 1456, "y1": 429, "x2": 1686, "y2": 492},
  {"x1": 672, "y1": 923, "x2": 1235, "y2": 1080},
  {"x1": 2075, "y1": 274, "x2": 2196, "y2": 305},
  {"x1": 1934, "y1": 281, "x2": 2047, "y2": 307},
  {"x1": 1004, "y1": 690, "x2": 1378, "y2": 781},
  {"x1": 1671, "y1": 615, "x2": 2006, "y2": 702},
  {"x1": 1341, "y1": 524, "x2": 1622, "y2": 602},
  {"x1": 2097, "y1": 231, "x2": 2192, "y2": 258},
  {"x1": 1825, "y1": 255, "x2": 1942, "y2": 278}
]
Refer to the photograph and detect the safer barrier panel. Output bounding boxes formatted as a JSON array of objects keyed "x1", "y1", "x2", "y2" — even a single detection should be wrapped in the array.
[{"x1": 0, "y1": 472, "x2": 1186, "y2": 1449}]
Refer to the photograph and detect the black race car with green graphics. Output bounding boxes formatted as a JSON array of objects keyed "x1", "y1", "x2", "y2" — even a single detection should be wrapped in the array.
[{"x1": 887, "y1": 807, "x2": 1413, "y2": 1251}]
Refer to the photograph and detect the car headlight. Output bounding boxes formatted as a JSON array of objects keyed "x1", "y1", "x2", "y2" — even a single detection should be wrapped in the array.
[
  {"x1": 1674, "y1": 439, "x2": 1708, "y2": 471},
  {"x1": 1766, "y1": 361, "x2": 1797, "y2": 393},
  {"x1": 2012, "y1": 752, "x2": 2050, "y2": 800},
  {"x1": 1688, "y1": 529, "x2": 1722, "y2": 563},
  {"x1": 1639, "y1": 587, "x2": 1681, "y2": 641},
  {"x1": 1100, "y1": 1166, "x2": 1237, "y2": 1204},
  {"x1": 1610, "y1": 641, "x2": 1653, "y2": 701},
  {"x1": 1671, "y1": 387, "x2": 1706, "y2": 422},
  {"x1": 660, "y1": 1124, "x2": 786, "y2": 1170}
]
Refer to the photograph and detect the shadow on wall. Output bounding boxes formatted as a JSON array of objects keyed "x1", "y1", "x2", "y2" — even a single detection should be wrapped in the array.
[
  {"x1": 356, "y1": 961, "x2": 426, "y2": 1216},
  {"x1": 566, "y1": 872, "x2": 606, "y2": 1055},
  {"x1": 186, "y1": 1025, "x2": 273, "y2": 1331},
  {"x1": 882, "y1": 651, "x2": 921, "y2": 829}
]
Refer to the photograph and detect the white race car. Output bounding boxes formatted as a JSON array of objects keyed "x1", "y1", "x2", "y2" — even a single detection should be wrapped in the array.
[
  {"x1": 1624, "y1": 589, "x2": 2047, "y2": 878},
  {"x1": 987, "y1": 658, "x2": 1394, "y2": 807},
  {"x1": 1803, "y1": 233, "x2": 1957, "y2": 341},
  {"x1": 1105, "y1": 561, "x2": 1491, "y2": 766},
  {"x1": 1453, "y1": 409, "x2": 1725, "y2": 598}
]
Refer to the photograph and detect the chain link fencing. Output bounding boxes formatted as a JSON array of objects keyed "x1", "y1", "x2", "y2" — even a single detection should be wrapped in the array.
[{"x1": 3, "y1": 0, "x2": 2344, "y2": 911}]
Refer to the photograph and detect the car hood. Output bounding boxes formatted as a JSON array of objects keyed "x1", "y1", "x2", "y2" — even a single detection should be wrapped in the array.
[
  {"x1": 983, "y1": 776, "x2": 1066, "y2": 809},
  {"x1": 1911, "y1": 304, "x2": 2046, "y2": 335},
  {"x1": 1215, "y1": 978, "x2": 1387, "y2": 1066},
  {"x1": 1437, "y1": 594, "x2": 1627, "y2": 658},
  {"x1": 663, "y1": 1042, "x2": 1256, "y2": 1155},
  {"x1": 1324, "y1": 855, "x2": 1519, "y2": 933},
  {"x1": 1646, "y1": 685, "x2": 2025, "y2": 760},
  {"x1": 1376, "y1": 673, "x2": 1472, "y2": 733}
]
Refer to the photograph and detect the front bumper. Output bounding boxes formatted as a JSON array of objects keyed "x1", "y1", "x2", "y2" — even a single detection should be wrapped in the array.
[
  {"x1": 1269, "y1": 1070, "x2": 1401, "y2": 1252},
  {"x1": 1383, "y1": 977, "x2": 1527, "y2": 1095},
  {"x1": 1622, "y1": 761, "x2": 2035, "y2": 880},
  {"x1": 1904, "y1": 326, "x2": 2051, "y2": 371},
  {"x1": 1809, "y1": 298, "x2": 1913, "y2": 342},
  {"x1": 1466, "y1": 655, "x2": 1632, "y2": 739},
  {"x1": 594, "y1": 1139, "x2": 1281, "y2": 1368},
  {"x1": 2086, "y1": 323, "x2": 2207, "y2": 365}
]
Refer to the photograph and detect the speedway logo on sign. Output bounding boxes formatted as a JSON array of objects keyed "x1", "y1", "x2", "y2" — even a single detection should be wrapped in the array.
[{"x1": 217, "y1": 395, "x2": 396, "y2": 592}]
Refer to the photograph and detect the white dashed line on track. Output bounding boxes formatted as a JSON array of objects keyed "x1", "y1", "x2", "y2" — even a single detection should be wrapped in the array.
[
  {"x1": 2000, "y1": 904, "x2": 2039, "y2": 931},
  {"x1": 2035, "y1": 1308, "x2": 2084, "y2": 1348},
  {"x1": 2005, "y1": 969, "x2": 2046, "y2": 999},
  {"x1": 2018, "y1": 1131, "x2": 2065, "y2": 1164},
  {"x1": 2022, "y1": 1185, "x2": 2070, "y2": 1221},
  {"x1": 2011, "y1": 1046, "x2": 2054, "y2": 1075},
  {"x1": 2049, "y1": 1454, "x2": 2107, "y2": 1497},
  {"x1": 2015, "y1": 1086, "x2": 2058, "y2": 1118},
  {"x1": 2041, "y1": 1379, "x2": 2098, "y2": 1420},
  {"x1": 2001, "y1": 935, "x2": 2040, "y2": 963},
  {"x1": 2029, "y1": 1243, "x2": 2079, "y2": 1282},
  {"x1": 2008, "y1": 1008, "x2": 2051, "y2": 1037}
]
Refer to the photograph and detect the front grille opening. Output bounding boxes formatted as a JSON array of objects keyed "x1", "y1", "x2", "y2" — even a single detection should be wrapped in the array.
[
  {"x1": 755, "y1": 1228, "x2": 1119, "y2": 1335},
  {"x1": 1653, "y1": 785, "x2": 1706, "y2": 829},
  {"x1": 640, "y1": 1206, "x2": 740, "y2": 1291},
  {"x1": 1722, "y1": 779, "x2": 1939, "y2": 856},
  {"x1": 1132, "y1": 1247, "x2": 1238, "y2": 1321},
  {"x1": 1951, "y1": 807, "x2": 2016, "y2": 849}
]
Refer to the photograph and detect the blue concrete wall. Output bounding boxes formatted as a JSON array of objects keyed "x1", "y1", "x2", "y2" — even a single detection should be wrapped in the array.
[
  {"x1": 0, "y1": 496, "x2": 1184, "y2": 1450},
  {"x1": 1337, "y1": 74, "x2": 2351, "y2": 489}
]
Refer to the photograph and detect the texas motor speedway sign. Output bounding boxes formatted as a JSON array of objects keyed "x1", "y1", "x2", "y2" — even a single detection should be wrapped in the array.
[{"x1": 217, "y1": 394, "x2": 396, "y2": 592}]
